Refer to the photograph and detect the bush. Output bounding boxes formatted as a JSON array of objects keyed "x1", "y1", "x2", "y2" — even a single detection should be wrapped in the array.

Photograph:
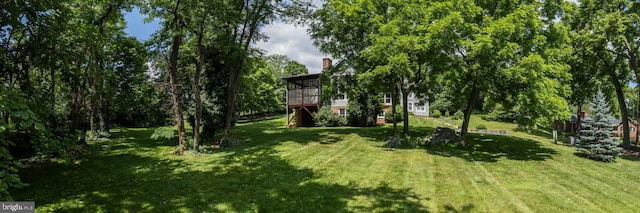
[
  {"x1": 444, "y1": 111, "x2": 450, "y2": 117},
  {"x1": 485, "y1": 110, "x2": 517, "y2": 122},
  {"x1": 150, "y1": 127, "x2": 176, "y2": 140},
  {"x1": 431, "y1": 110, "x2": 442, "y2": 118},
  {"x1": 314, "y1": 107, "x2": 347, "y2": 127},
  {"x1": 384, "y1": 106, "x2": 404, "y2": 123},
  {"x1": 0, "y1": 88, "x2": 36, "y2": 200},
  {"x1": 452, "y1": 110, "x2": 464, "y2": 120},
  {"x1": 475, "y1": 124, "x2": 487, "y2": 130}
]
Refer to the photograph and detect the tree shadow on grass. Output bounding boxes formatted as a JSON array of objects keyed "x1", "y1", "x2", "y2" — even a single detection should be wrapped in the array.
[
  {"x1": 109, "y1": 128, "x2": 176, "y2": 148},
  {"x1": 231, "y1": 122, "x2": 436, "y2": 150},
  {"x1": 16, "y1": 134, "x2": 430, "y2": 212},
  {"x1": 232, "y1": 125, "x2": 394, "y2": 147},
  {"x1": 443, "y1": 203, "x2": 475, "y2": 213},
  {"x1": 426, "y1": 134, "x2": 557, "y2": 162}
]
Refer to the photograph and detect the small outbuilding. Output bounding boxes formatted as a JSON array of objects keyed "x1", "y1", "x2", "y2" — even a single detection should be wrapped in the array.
[{"x1": 282, "y1": 73, "x2": 322, "y2": 127}]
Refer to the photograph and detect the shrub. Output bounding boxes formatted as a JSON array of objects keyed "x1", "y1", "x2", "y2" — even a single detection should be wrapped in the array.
[
  {"x1": 444, "y1": 111, "x2": 450, "y2": 117},
  {"x1": 475, "y1": 124, "x2": 487, "y2": 130},
  {"x1": 431, "y1": 110, "x2": 442, "y2": 118},
  {"x1": 314, "y1": 107, "x2": 347, "y2": 127},
  {"x1": 452, "y1": 110, "x2": 464, "y2": 120},
  {"x1": 150, "y1": 127, "x2": 176, "y2": 140},
  {"x1": 0, "y1": 88, "x2": 36, "y2": 200},
  {"x1": 384, "y1": 106, "x2": 404, "y2": 123}
]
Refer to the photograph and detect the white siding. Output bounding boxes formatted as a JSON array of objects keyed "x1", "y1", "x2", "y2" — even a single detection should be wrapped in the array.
[{"x1": 330, "y1": 91, "x2": 429, "y2": 117}]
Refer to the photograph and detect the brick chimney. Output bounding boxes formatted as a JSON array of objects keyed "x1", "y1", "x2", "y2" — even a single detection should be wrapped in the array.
[
  {"x1": 322, "y1": 58, "x2": 332, "y2": 72},
  {"x1": 580, "y1": 111, "x2": 587, "y2": 119}
]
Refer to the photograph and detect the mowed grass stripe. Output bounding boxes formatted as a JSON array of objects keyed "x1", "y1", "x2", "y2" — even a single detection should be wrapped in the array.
[
  {"x1": 430, "y1": 155, "x2": 479, "y2": 211},
  {"x1": 554, "y1": 161, "x2": 638, "y2": 212},
  {"x1": 324, "y1": 138, "x2": 384, "y2": 186},
  {"x1": 473, "y1": 161, "x2": 534, "y2": 212}
]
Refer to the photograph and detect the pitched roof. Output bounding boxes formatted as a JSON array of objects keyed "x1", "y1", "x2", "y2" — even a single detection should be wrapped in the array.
[
  {"x1": 614, "y1": 117, "x2": 638, "y2": 127},
  {"x1": 281, "y1": 73, "x2": 321, "y2": 81}
]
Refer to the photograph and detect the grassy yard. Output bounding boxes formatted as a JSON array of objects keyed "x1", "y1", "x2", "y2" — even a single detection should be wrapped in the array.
[{"x1": 15, "y1": 115, "x2": 640, "y2": 212}]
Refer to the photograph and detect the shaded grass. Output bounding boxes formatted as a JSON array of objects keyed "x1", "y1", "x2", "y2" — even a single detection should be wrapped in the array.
[{"x1": 14, "y1": 115, "x2": 640, "y2": 212}]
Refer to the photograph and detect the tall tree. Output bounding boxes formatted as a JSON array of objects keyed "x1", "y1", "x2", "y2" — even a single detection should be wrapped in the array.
[
  {"x1": 265, "y1": 54, "x2": 292, "y2": 77},
  {"x1": 310, "y1": 0, "x2": 412, "y2": 135},
  {"x1": 283, "y1": 61, "x2": 309, "y2": 76},
  {"x1": 570, "y1": 0, "x2": 637, "y2": 148},
  {"x1": 240, "y1": 56, "x2": 281, "y2": 118},
  {"x1": 182, "y1": 0, "x2": 220, "y2": 152},
  {"x1": 143, "y1": 0, "x2": 188, "y2": 154},
  {"x1": 220, "y1": 0, "x2": 311, "y2": 139},
  {"x1": 422, "y1": 0, "x2": 571, "y2": 143}
]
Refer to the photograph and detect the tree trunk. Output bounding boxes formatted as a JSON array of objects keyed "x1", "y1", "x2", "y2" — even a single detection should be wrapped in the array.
[
  {"x1": 637, "y1": 89, "x2": 639, "y2": 146},
  {"x1": 402, "y1": 88, "x2": 409, "y2": 135},
  {"x1": 169, "y1": 34, "x2": 185, "y2": 154},
  {"x1": 98, "y1": 75, "x2": 107, "y2": 134},
  {"x1": 89, "y1": 47, "x2": 98, "y2": 140},
  {"x1": 192, "y1": 26, "x2": 204, "y2": 152},
  {"x1": 71, "y1": 57, "x2": 84, "y2": 140},
  {"x1": 50, "y1": 69, "x2": 55, "y2": 113},
  {"x1": 391, "y1": 86, "x2": 398, "y2": 136},
  {"x1": 634, "y1": 77, "x2": 640, "y2": 147},
  {"x1": 623, "y1": 37, "x2": 639, "y2": 146},
  {"x1": 607, "y1": 65, "x2": 631, "y2": 148},
  {"x1": 576, "y1": 104, "x2": 582, "y2": 135},
  {"x1": 460, "y1": 80, "x2": 480, "y2": 145},
  {"x1": 222, "y1": 0, "x2": 269, "y2": 139},
  {"x1": 223, "y1": 66, "x2": 240, "y2": 138},
  {"x1": 167, "y1": 0, "x2": 186, "y2": 154},
  {"x1": 49, "y1": 68, "x2": 56, "y2": 126}
]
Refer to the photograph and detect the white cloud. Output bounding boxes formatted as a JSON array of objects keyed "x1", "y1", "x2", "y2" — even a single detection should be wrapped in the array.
[
  {"x1": 255, "y1": 22, "x2": 326, "y2": 74},
  {"x1": 255, "y1": 0, "x2": 326, "y2": 73}
]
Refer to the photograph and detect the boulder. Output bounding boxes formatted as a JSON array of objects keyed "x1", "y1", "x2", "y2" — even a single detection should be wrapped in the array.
[{"x1": 428, "y1": 127, "x2": 463, "y2": 146}]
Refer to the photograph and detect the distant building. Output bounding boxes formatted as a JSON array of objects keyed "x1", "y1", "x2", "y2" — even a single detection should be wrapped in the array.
[
  {"x1": 612, "y1": 118, "x2": 638, "y2": 139},
  {"x1": 282, "y1": 58, "x2": 429, "y2": 127},
  {"x1": 552, "y1": 111, "x2": 637, "y2": 138},
  {"x1": 552, "y1": 111, "x2": 587, "y2": 133}
]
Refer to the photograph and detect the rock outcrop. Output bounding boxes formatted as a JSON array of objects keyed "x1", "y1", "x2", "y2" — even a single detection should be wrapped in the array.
[{"x1": 428, "y1": 127, "x2": 463, "y2": 146}]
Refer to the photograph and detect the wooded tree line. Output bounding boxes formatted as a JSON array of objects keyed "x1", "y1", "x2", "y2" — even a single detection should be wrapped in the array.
[
  {"x1": 0, "y1": 0, "x2": 310, "y2": 199},
  {"x1": 310, "y1": 0, "x2": 640, "y2": 147}
]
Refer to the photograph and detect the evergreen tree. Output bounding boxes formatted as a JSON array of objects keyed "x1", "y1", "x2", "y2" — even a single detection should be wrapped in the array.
[{"x1": 576, "y1": 90, "x2": 622, "y2": 162}]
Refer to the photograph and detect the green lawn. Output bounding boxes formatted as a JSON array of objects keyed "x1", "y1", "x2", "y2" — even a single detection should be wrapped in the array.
[{"x1": 15, "y1": 115, "x2": 640, "y2": 212}]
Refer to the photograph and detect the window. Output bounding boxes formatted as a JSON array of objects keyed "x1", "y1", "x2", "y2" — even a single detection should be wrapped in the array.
[
  {"x1": 340, "y1": 92, "x2": 347, "y2": 100},
  {"x1": 631, "y1": 127, "x2": 636, "y2": 132},
  {"x1": 407, "y1": 103, "x2": 413, "y2": 111},
  {"x1": 339, "y1": 109, "x2": 347, "y2": 117},
  {"x1": 378, "y1": 111, "x2": 385, "y2": 118},
  {"x1": 416, "y1": 105, "x2": 425, "y2": 112},
  {"x1": 383, "y1": 94, "x2": 391, "y2": 104}
]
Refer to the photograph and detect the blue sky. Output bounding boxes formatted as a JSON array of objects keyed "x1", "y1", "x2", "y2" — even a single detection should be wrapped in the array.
[{"x1": 123, "y1": 7, "x2": 160, "y2": 41}]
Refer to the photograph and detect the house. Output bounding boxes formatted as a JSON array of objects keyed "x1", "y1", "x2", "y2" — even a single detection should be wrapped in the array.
[
  {"x1": 612, "y1": 118, "x2": 638, "y2": 138},
  {"x1": 283, "y1": 58, "x2": 429, "y2": 127},
  {"x1": 552, "y1": 111, "x2": 587, "y2": 133},
  {"x1": 552, "y1": 111, "x2": 637, "y2": 138}
]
